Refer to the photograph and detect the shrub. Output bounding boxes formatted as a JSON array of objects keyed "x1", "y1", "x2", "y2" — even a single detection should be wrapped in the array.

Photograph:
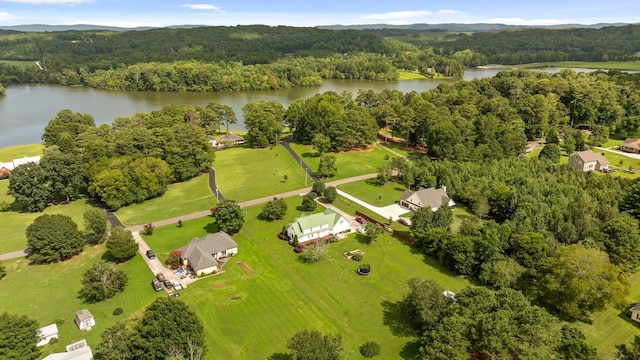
[
  {"x1": 360, "y1": 341, "x2": 381, "y2": 358},
  {"x1": 113, "y1": 308, "x2": 124, "y2": 316},
  {"x1": 312, "y1": 181, "x2": 326, "y2": 196},
  {"x1": 167, "y1": 250, "x2": 182, "y2": 269},
  {"x1": 143, "y1": 223, "x2": 155, "y2": 235},
  {"x1": 299, "y1": 244, "x2": 327, "y2": 263},
  {"x1": 352, "y1": 253, "x2": 363, "y2": 261}
]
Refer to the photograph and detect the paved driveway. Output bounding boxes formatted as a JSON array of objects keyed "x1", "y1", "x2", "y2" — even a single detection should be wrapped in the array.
[
  {"x1": 337, "y1": 189, "x2": 408, "y2": 221},
  {"x1": 132, "y1": 231, "x2": 196, "y2": 287}
]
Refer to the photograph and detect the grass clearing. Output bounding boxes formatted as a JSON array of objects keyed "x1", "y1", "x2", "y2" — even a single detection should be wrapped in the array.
[
  {"x1": 338, "y1": 178, "x2": 407, "y2": 207},
  {"x1": 0, "y1": 60, "x2": 39, "y2": 70},
  {"x1": 398, "y1": 71, "x2": 427, "y2": 80},
  {"x1": 0, "y1": 143, "x2": 44, "y2": 162},
  {"x1": 143, "y1": 196, "x2": 471, "y2": 359},
  {"x1": 289, "y1": 142, "x2": 396, "y2": 181},
  {"x1": 0, "y1": 180, "x2": 92, "y2": 253},
  {"x1": 214, "y1": 146, "x2": 308, "y2": 202},
  {"x1": 0, "y1": 245, "x2": 160, "y2": 358},
  {"x1": 115, "y1": 173, "x2": 216, "y2": 226}
]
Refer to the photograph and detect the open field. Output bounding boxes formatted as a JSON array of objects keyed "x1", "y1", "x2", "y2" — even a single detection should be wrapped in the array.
[
  {"x1": 398, "y1": 71, "x2": 427, "y2": 80},
  {"x1": 515, "y1": 61, "x2": 640, "y2": 72},
  {"x1": 0, "y1": 143, "x2": 44, "y2": 161},
  {"x1": 289, "y1": 142, "x2": 396, "y2": 181},
  {"x1": 115, "y1": 173, "x2": 216, "y2": 226},
  {"x1": 0, "y1": 245, "x2": 160, "y2": 358},
  {"x1": 0, "y1": 179, "x2": 92, "y2": 253},
  {"x1": 601, "y1": 139, "x2": 625, "y2": 149},
  {"x1": 0, "y1": 60, "x2": 39, "y2": 70},
  {"x1": 338, "y1": 178, "x2": 407, "y2": 207},
  {"x1": 214, "y1": 145, "x2": 308, "y2": 202},
  {"x1": 143, "y1": 196, "x2": 472, "y2": 359}
]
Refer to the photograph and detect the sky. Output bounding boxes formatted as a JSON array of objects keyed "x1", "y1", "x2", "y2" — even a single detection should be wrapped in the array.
[{"x1": 0, "y1": 0, "x2": 639, "y2": 28}]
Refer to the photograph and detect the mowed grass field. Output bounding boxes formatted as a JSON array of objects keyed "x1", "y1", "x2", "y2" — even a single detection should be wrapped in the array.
[
  {"x1": 214, "y1": 145, "x2": 307, "y2": 202},
  {"x1": 115, "y1": 173, "x2": 216, "y2": 226},
  {"x1": 516, "y1": 61, "x2": 640, "y2": 72},
  {"x1": 0, "y1": 143, "x2": 44, "y2": 162},
  {"x1": 143, "y1": 196, "x2": 472, "y2": 359},
  {"x1": 0, "y1": 180, "x2": 92, "y2": 253},
  {"x1": 289, "y1": 142, "x2": 397, "y2": 181},
  {"x1": 0, "y1": 245, "x2": 160, "y2": 358},
  {"x1": 338, "y1": 178, "x2": 407, "y2": 207}
]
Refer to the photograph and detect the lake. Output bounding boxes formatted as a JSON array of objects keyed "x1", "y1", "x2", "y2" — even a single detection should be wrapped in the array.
[{"x1": 0, "y1": 67, "x2": 592, "y2": 148}]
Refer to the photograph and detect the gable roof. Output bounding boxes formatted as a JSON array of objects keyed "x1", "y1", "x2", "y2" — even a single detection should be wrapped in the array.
[
  {"x1": 631, "y1": 302, "x2": 640, "y2": 311},
  {"x1": 220, "y1": 133, "x2": 244, "y2": 142},
  {"x1": 623, "y1": 138, "x2": 640, "y2": 149},
  {"x1": 43, "y1": 340, "x2": 93, "y2": 360},
  {"x1": 12, "y1": 155, "x2": 41, "y2": 167},
  {"x1": 179, "y1": 232, "x2": 238, "y2": 271},
  {"x1": 401, "y1": 187, "x2": 452, "y2": 209},
  {"x1": 289, "y1": 209, "x2": 345, "y2": 238},
  {"x1": 573, "y1": 150, "x2": 609, "y2": 165},
  {"x1": 75, "y1": 309, "x2": 93, "y2": 322}
]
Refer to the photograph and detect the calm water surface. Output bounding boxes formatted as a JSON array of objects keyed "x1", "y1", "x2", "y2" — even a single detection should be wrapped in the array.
[{"x1": 0, "y1": 67, "x2": 593, "y2": 147}]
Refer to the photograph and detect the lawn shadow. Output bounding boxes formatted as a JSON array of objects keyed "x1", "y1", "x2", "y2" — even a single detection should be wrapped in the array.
[
  {"x1": 300, "y1": 152, "x2": 320, "y2": 159},
  {"x1": 400, "y1": 339, "x2": 422, "y2": 360},
  {"x1": 203, "y1": 222, "x2": 219, "y2": 233},
  {"x1": 267, "y1": 353, "x2": 292, "y2": 360},
  {"x1": 355, "y1": 232, "x2": 371, "y2": 245},
  {"x1": 364, "y1": 177, "x2": 384, "y2": 187},
  {"x1": 381, "y1": 300, "x2": 416, "y2": 337}
]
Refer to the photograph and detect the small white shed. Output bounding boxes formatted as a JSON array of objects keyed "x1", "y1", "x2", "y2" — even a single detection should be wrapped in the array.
[
  {"x1": 36, "y1": 323, "x2": 59, "y2": 346},
  {"x1": 75, "y1": 309, "x2": 95, "y2": 331}
]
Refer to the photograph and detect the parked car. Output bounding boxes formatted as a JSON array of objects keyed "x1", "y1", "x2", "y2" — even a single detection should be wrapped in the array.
[
  {"x1": 163, "y1": 280, "x2": 174, "y2": 289},
  {"x1": 398, "y1": 217, "x2": 412, "y2": 226},
  {"x1": 168, "y1": 292, "x2": 180, "y2": 298},
  {"x1": 156, "y1": 272, "x2": 165, "y2": 282},
  {"x1": 171, "y1": 279, "x2": 182, "y2": 290},
  {"x1": 146, "y1": 250, "x2": 156, "y2": 260},
  {"x1": 151, "y1": 279, "x2": 163, "y2": 291},
  {"x1": 356, "y1": 216, "x2": 367, "y2": 224}
]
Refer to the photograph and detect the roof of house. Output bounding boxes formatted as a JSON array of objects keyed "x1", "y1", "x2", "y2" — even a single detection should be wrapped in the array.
[
  {"x1": 289, "y1": 208, "x2": 345, "y2": 239},
  {"x1": 0, "y1": 161, "x2": 14, "y2": 171},
  {"x1": 631, "y1": 302, "x2": 640, "y2": 311},
  {"x1": 12, "y1": 155, "x2": 40, "y2": 167},
  {"x1": 38, "y1": 324, "x2": 59, "y2": 338},
  {"x1": 401, "y1": 187, "x2": 452, "y2": 209},
  {"x1": 75, "y1": 309, "x2": 93, "y2": 322},
  {"x1": 623, "y1": 138, "x2": 640, "y2": 149},
  {"x1": 220, "y1": 133, "x2": 244, "y2": 142},
  {"x1": 43, "y1": 340, "x2": 93, "y2": 360},
  {"x1": 572, "y1": 150, "x2": 609, "y2": 165},
  {"x1": 179, "y1": 232, "x2": 238, "y2": 271}
]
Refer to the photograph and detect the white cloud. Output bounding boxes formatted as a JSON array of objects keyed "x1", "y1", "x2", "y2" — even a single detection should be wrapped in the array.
[
  {"x1": 362, "y1": 10, "x2": 432, "y2": 21},
  {"x1": 436, "y1": 9, "x2": 463, "y2": 16},
  {"x1": 181, "y1": 4, "x2": 222, "y2": 11},
  {"x1": 0, "y1": 11, "x2": 21, "y2": 20},
  {"x1": 488, "y1": 17, "x2": 569, "y2": 25},
  {"x1": 0, "y1": 0, "x2": 92, "y2": 4}
]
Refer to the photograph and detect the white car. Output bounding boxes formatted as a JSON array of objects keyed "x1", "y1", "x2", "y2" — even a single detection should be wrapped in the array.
[{"x1": 170, "y1": 279, "x2": 182, "y2": 290}]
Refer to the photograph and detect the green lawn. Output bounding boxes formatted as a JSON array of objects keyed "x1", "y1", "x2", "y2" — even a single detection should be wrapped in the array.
[
  {"x1": 214, "y1": 145, "x2": 308, "y2": 202},
  {"x1": 0, "y1": 60, "x2": 40, "y2": 70},
  {"x1": 0, "y1": 143, "x2": 44, "y2": 162},
  {"x1": 143, "y1": 196, "x2": 472, "y2": 359},
  {"x1": 115, "y1": 173, "x2": 216, "y2": 226},
  {"x1": 515, "y1": 61, "x2": 640, "y2": 72},
  {"x1": 338, "y1": 178, "x2": 407, "y2": 207},
  {"x1": 0, "y1": 245, "x2": 160, "y2": 358},
  {"x1": 289, "y1": 143, "x2": 397, "y2": 181},
  {"x1": 601, "y1": 139, "x2": 625, "y2": 149},
  {"x1": 0, "y1": 180, "x2": 92, "y2": 253},
  {"x1": 398, "y1": 71, "x2": 427, "y2": 80}
]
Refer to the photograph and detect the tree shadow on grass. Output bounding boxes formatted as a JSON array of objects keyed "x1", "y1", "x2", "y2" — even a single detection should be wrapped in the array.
[
  {"x1": 381, "y1": 300, "x2": 417, "y2": 338},
  {"x1": 203, "y1": 222, "x2": 219, "y2": 233},
  {"x1": 400, "y1": 339, "x2": 422, "y2": 360},
  {"x1": 300, "y1": 152, "x2": 320, "y2": 159},
  {"x1": 267, "y1": 352, "x2": 292, "y2": 360}
]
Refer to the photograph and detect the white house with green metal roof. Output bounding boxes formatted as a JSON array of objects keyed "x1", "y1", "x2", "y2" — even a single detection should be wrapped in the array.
[{"x1": 286, "y1": 208, "x2": 350, "y2": 245}]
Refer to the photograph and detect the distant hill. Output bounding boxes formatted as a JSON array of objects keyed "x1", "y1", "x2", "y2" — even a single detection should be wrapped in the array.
[
  {"x1": 320, "y1": 22, "x2": 634, "y2": 31},
  {"x1": 0, "y1": 24, "x2": 206, "y2": 32},
  {"x1": 0, "y1": 22, "x2": 634, "y2": 33}
]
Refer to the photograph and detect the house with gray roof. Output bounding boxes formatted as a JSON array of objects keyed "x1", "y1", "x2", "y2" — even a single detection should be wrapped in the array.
[
  {"x1": 400, "y1": 186, "x2": 455, "y2": 212},
  {"x1": 630, "y1": 302, "x2": 640, "y2": 323},
  {"x1": 567, "y1": 150, "x2": 609, "y2": 172},
  {"x1": 219, "y1": 133, "x2": 245, "y2": 146},
  {"x1": 621, "y1": 138, "x2": 640, "y2": 154},
  {"x1": 286, "y1": 208, "x2": 350, "y2": 245},
  {"x1": 179, "y1": 232, "x2": 238, "y2": 276}
]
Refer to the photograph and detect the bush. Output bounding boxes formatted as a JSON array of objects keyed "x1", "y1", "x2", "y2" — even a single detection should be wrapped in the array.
[
  {"x1": 299, "y1": 244, "x2": 327, "y2": 263},
  {"x1": 113, "y1": 308, "x2": 123, "y2": 316},
  {"x1": 324, "y1": 186, "x2": 337, "y2": 203},
  {"x1": 312, "y1": 181, "x2": 326, "y2": 196},
  {"x1": 352, "y1": 253, "x2": 363, "y2": 261},
  {"x1": 143, "y1": 223, "x2": 155, "y2": 235},
  {"x1": 302, "y1": 192, "x2": 318, "y2": 211},
  {"x1": 0, "y1": 264, "x2": 6, "y2": 280},
  {"x1": 360, "y1": 341, "x2": 381, "y2": 358}
]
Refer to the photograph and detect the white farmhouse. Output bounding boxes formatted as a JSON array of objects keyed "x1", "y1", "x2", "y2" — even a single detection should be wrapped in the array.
[{"x1": 286, "y1": 209, "x2": 350, "y2": 245}]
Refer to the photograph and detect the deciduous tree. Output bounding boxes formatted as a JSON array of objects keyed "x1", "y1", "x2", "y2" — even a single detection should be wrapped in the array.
[
  {"x1": 213, "y1": 200, "x2": 244, "y2": 234},
  {"x1": 0, "y1": 312, "x2": 40, "y2": 360},
  {"x1": 287, "y1": 330, "x2": 342, "y2": 360},
  {"x1": 84, "y1": 208, "x2": 109, "y2": 243},
  {"x1": 301, "y1": 193, "x2": 317, "y2": 211},
  {"x1": 106, "y1": 227, "x2": 138, "y2": 262},
  {"x1": 8, "y1": 162, "x2": 51, "y2": 212},
  {"x1": 26, "y1": 214, "x2": 84, "y2": 263},
  {"x1": 260, "y1": 197, "x2": 288, "y2": 221},
  {"x1": 323, "y1": 186, "x2": 337, "y2": 203},
  {"x1": 81, "y1": 261, "x2": 128, "y2": 302},
  {"x1": 316, "y1": 154, "x2": 337, "y2": 178}
]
